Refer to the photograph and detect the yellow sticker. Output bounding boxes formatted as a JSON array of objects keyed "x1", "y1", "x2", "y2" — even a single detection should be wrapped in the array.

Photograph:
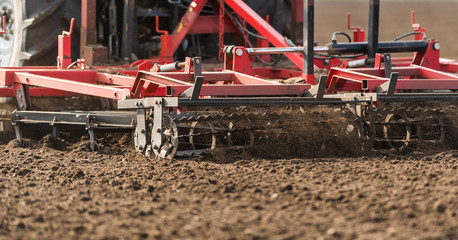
[{"x1": 177, "y1": 22, "x2": 183, "y2": 33}]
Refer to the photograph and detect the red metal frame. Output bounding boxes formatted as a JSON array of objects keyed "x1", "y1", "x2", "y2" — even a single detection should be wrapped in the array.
[
  {"x1": 57, "y1": 18, "x2": 75, "y2": 69},
  {"x1": 1, "y1": 1, "x2": 457, "y2": 110},
  {"x1": 326, "y1": 64, "x2": 458, "y2": 93},
  {"x1": 411, "y1": 11, "x2": 426, "y2": 41},
  {"x1": 0, "y1": 65, "x2": 310, "y2": 102},
  {"x1": 347, "y1": 13, "x2": 365, "y2": 42}
]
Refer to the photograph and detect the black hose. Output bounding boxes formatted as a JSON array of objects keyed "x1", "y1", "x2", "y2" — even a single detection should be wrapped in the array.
[
  {"x1": 392, "y1": 32, "x2": 425, "y2": 42},
  {"x1": 332, "y1": 32, "x2": 352, "y2": 43},
  {"x1": 314, "y1": 52, "x2": 366, "y2": 60},
  {"x1": 232, "y1": 13, "x2": 282, "y2": 66},
  {"x1": 232, "y1": 14, "x2": 267, "y2": 40}
]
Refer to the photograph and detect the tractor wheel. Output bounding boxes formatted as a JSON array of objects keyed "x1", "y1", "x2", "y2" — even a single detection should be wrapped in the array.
[
  {"x1": 0, "y1": 0, "x2": 80, "y2": 67},
  {"x1": 244, "y1": 0, "x2": 285, "y2": 34}
]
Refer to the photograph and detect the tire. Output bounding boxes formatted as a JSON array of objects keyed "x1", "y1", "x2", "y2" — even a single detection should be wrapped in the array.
[
  {"x1": 0, "y1": 0, "x2": 80, "y2": 67},
  {"x1": 244, "y1": 0, "x2": 285, "y2": 34}
]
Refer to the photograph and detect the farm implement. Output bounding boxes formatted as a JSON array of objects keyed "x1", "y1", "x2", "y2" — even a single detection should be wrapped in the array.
[{"x1": 0, "y1": 0, "x2": 457, "y2": 159}]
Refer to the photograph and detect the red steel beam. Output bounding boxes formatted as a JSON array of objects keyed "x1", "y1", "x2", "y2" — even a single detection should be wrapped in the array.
[
  {"x1": 0, "y1": 69, "x2": 97, "y2": 86},
  {"x1": 225, "y1": 0, "x2": 305, "y2": 70},
  {"x1": 164, "y1": 84, "x2": 310, "y2": 97},
  {"x1": 440, "y1": 58, "x2": 458, "y2": 73},
  {"x1": 364, "y1": 79, "x2": 458, "y2": 91},
  {"x1": 0, "y1": 88, "x2": 75, "y2": 97},
  {"x1": 171, "y1": 0, "x2": 208, "y2": 54},
  {"x1": 12, "y1": 73, "x2": 130, "y2": 100},
  {"x1": 188, "y1": 15, "x2": 237, "y2": 34}
]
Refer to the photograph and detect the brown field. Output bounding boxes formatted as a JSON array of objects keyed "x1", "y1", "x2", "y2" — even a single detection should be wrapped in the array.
[{"x1": 1, "y1": 1, "x2": 458, "y2": 240}]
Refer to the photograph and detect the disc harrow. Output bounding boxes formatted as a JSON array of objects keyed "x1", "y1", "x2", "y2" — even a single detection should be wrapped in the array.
[
  {"x1": 1, "y1": 0, "x2": 458, "y2": 159},
  {"x1": 153, "y1": 111, "x2": 294, "y2": 158},
  {"x1": 363, "y1": 107, "x2": 446, "y2": 150}
]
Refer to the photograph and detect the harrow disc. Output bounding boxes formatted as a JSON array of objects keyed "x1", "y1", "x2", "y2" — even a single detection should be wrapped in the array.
[
  {"x1": 228, "y1": 116, "x2": 254, "y2": 147},
  {"x1": 418, "y1": 110, "x2": 445, "y2": 144},
  {"x1": 189, "y1": 121, "x2": 217, "y2": 150},
  {"x1": 383, "y1": 112, "x2": 411, "y2": 150}
]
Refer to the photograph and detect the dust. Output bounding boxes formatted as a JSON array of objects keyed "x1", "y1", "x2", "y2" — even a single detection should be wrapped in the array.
[
  {"x1": 29, "y1": 96, "x2": 113, "y2": 111},
  {"x1": 201, "y1": 106, "x2": 365, "y2": 161},
  {"x1": 246, "y1": 106, "x2": 364, "y2": 159},
  {"x1": 442, "y1": 104, "x2": 458, "y2": 148}
]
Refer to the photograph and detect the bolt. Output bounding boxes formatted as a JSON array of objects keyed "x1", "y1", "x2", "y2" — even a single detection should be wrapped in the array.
[
  {"x1": 140, "y1": 128, "x2": 146, "y2": 133},
  {"x1": 113, "y1": 92, "x2": 117, "y2": 97},
  {"x1": 385, "y1": 55, "x2": 391, "y2": 61},
  {"x1": 153, "y1": 145, "x2": 159, "y2": 150},
  {"x1": 433, "y1": 42, "x2": 440, "y2": 51},
  {"x1": 195, "y1": 59, "x2": 200, "y2": 64},
  {"x1": 235, "y1": 48, "x2": 244, "y2": 57},
  {"x1": 138, "y1": 145, "x2": 143, "y2": 151},
  {"x1": 20, "y1": 104, "x2": 24, "y2": 108},
  {"x1": 156, "y1": 128, "x2": 161, "y2": 133},
  {"x1": 25, "y1": 78, "x2": 29, "y2": 82}
]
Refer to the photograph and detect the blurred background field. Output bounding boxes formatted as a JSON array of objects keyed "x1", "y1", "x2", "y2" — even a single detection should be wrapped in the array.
[{"x1": 314, "y1": 1, "x2": 458, "y2": 58}]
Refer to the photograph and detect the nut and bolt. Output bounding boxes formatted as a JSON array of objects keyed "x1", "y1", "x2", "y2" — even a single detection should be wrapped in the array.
[
  {"x1": 433, "y1": 42, "x2": 440, "y2": 51},
  {"x1": 235, "y1": 48, "x2": 244, "y2": 57}
]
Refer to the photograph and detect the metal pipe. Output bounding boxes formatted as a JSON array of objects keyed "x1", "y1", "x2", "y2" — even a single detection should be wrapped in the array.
[
  {"x1": 245, "y1": 47, "x2": 328, "y2": 54},
  {"x1": 122, "y1": 0, "x2": 136, "y2": 60},
  {"x1": 245, "y1": 40, "x2": 428, "y2": 55},
  {"x1": 158, "y1": 62, "x2": 186, "y2": 72},
  {"x1": 328, "y1": 41, "x2": 429, "y2": 55},
  {"x1": 303, "y1": 0, "x2": 315, "y2": 83},
  {"x1": 368, "y1": 0, "x2": 380, "y2": 65}
]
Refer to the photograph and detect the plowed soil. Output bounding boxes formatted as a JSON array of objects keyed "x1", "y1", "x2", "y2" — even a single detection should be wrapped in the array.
[
  {"x1": 1, "y1": 138, "x2": 457, "y2": 240},
  {"x1": 1, "y1": 1, "x2": 458, "y2": 240}
]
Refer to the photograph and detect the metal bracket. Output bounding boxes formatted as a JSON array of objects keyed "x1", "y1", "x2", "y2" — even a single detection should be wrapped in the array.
[
  {"x1": 375, "y1": 72, "x2": 399, "y2": 95},
  {"x1": 384, "y1": 54, "x2": 392, "y2": 78},
  {"x1": 152, "y1": 98, "x2": 164, "y2": 154},
  {"x1": 180, "y1": 57, "x2": 204, "y2": 100},
  {"x1": 10, "y1": 111, "x2": 23, "y2": 146},
  {"x1": 14, "y1": 84, "x2": 31, "y2": 110},
  {"x1": 14, "y1": 125, "x2": 23, "y2": 146},
  {"x1": 88, "y1": 128, "x2": 97, "y2": 151},
  {"x1": 304, "y1": 75, "x2": 327, "y2": 99},
  {"x1": 134, "y1": 108, "x2": 150, "y2": 154},
  {"x1": 52, "y1": 124, "x2": 59, "y2": 147},
  {"x1": 85, "y1": 114, "x2": 97, "y2": 151}
]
